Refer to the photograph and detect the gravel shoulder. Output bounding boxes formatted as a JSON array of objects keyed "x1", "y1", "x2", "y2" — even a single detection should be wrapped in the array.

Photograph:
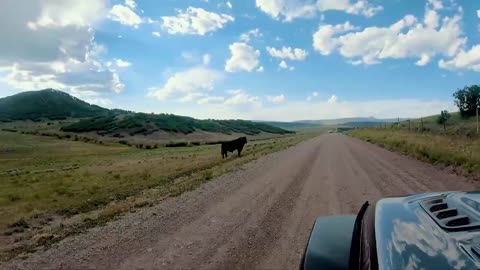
[{"x1": 2, "y1": 133, "x2": 478, "y2": 270}]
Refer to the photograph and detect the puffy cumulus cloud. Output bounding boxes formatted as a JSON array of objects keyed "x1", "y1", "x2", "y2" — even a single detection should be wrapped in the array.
[
  {"x1": 439, "y1": 45, "x2": 480, "y2": 72},
  {"x1": 147, "y1": 67, "x2": 224, "y2": 101},
  {"x1": 226, "y1": 1, "x2": 233, "y2": 9},
  {"x1": 152, "y1": 31, "x2": 161, "y2": 37},
  {"x1": 225, "y1": 42, "x2": 260, "y2": 72},
  {"x1": 257, "y1": 66, "x2": 264, "y2": 72},
  {"x1": 240, "y1": 28, "x2": 263, "y2": 42},
  {"x1": 27, "y1": 0, "x2": 106, "y2": 30},
  {"x1": 266, "y1": 46, "x2": 308, "y2": 61},
  {"x1": 266, "y1": 94, "x2": 286, "y2": 103},
  {"x1": 0, "y1": 0, "x2": 124, "y2": 97},
  {"x1": 161, "y1": 7, "x2": 234, "y2": 35},
  {"x1": 108, "y1": 0, "x2": 143, "y2": 28},
  {"x1": 313, "y1": 22, "x2": 357, "y2": 55},
  {"x1": 255, "y1": 0, "x2": 382, "y2": 22},
  {"x1": 256, "y1": 0, "x2": 319, "y2": 21},
  {"x1": 477, "y1": 10, "x2": 480, "y2": 18},
  {"x1": 313, "y1": 4, "x2": 466, "y2": 66}
]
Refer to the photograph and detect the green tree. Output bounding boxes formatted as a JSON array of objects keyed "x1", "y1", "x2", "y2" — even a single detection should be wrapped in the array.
[
  {"x1": 437, "y1": 110, "x2": 451, "y2": 131},
  {"x1": 453, "y1": 85, "x2": 480, "y2": 118}
]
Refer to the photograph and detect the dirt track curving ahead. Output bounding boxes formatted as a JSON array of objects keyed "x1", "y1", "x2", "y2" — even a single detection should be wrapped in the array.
[{"x1": 3, "y1": 133, "x2": 479, "y2": 270}]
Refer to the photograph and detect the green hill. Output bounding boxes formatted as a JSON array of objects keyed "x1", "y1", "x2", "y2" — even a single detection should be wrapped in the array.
[
  {"x1": 0, "y1": 89, "x2": 107, "y2": 121},
  {"x1": 62, "y1": 113, "x2": 293, "y2": 135},
  {"x1": 0, "y1": 89, "x2": 292, "y2": 136}
]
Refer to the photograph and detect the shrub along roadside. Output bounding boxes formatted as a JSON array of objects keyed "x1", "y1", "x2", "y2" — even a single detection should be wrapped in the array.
[{"x1": 348, "y1": 129, "x2": 480, "y2": 174}]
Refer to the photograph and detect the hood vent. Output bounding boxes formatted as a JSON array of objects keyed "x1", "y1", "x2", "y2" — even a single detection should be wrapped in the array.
[{"x1": 419, "y1": 197, "x2": 480, "y2": 231}]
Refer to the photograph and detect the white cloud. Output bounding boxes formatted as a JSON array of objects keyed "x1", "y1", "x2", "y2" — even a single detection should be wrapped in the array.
[
  {"x1": 266, "y1": 46, "x2": 308, "y2": 61},
  {"x1": 316, "y1": 0, "x2": 383, "y2": 17},
  {"x1": 255, "y1": 0, "x2": 319, "y2": 22},
  {"x1": 267, "y1": 94, "x2": 286, "y2": 103},
  {"x1": 26, "y1": 0, "x2": 107, "y2": 29},
  {"x1": 0, "y1": 0, "x2": 123, "y2": 98},
  {"x1": 161, "y1": 7, "x2": 234, "y2": 35},
  {"x1": 477, "y1": 10, "x2": 480, "y2": 18},
  {"x1": 428, "y1": 0, "x2": 443, "y2": 11},
  {"x1": 424, "y1": 9, "x2": 439, "y2": 29},
  {"x1": 257, "y1": 66, "x2": 264, "y2": 72},
  {"x1": 327, "y1": 94, "x2": 338, "y2": 104},
  {"x1": 279, "y1": 60, "x2": 289, "y2": 69},
  {"x1": 225, "y1": 42, "x2": 260, "y2": 72},
  {"x1": 313, "y1": 6, "x2": 466, "y2": 66},
  {"x1": 108, "y1": 4, "x2": 143, "y2": 28},
  {"x1": 178, "y1": 92, "x2": 206, "y2": 103},
  {"x1": 255, "y1": 0, "x2": 382, "y2": 22},
  {"x1": 224, "y1": 89, "x2": 261, "y2": 107},
  {"x1": 313, "y1": 22, "x2": 356, "y2": 55},
  {"x1": 148, "y1": 67, "x2": 223, "y2": 101},
  {"x1": 115, "y1": 58, "x2": 132, "y2": 68},
  {"x1": 439, "y1": 45, "x2": 480, "y2": 72},
  {"x1": 240, "y1": 28, "x2": 263, "y2": 42},
  {"x1": 152, "y1": 31, "x2": 161, "y2": 37},
  {"x1": 203, "y1": 54, "x2": 212, "y2": 65},
  {"x1": 197, "y1": 96, "x2": 225, "y2": 104},
  {"x1": 226, "y1": 1, "x2": 233, "y2": 9},
  {"x1": 125, "y1": 0, "x2": 137, "y2": 9}
]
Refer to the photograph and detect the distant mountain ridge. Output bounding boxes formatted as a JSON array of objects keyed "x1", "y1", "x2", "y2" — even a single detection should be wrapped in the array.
[
  {"x1": 261, "y1": 117, "x2": 406, "y2": 130},
  {"x1": 0, "y1": 89, "x2": 107, "y2": 121},
  {"x1": 295, "y1": 117, "x2": 405, "y2": 125}
]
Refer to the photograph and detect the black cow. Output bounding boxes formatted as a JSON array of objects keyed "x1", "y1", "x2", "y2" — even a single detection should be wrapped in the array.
[{"x1": 221, "y1": 137, "x2": 247, "y2": 159}]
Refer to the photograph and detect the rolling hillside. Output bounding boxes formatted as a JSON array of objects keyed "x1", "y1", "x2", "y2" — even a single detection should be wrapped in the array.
[
  {"x1": 62, "y1": 113, "x2": 293, "y2": 135},
  {"x1": 0, "y1": 89, "x2": 108, "y2": 121},
  {"x1": 0, "y1": 89, "x2": 292, "y2": 141}
]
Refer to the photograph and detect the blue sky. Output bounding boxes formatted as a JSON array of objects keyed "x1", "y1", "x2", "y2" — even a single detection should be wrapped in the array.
[{"x1": 0, "y1": 0, "x2": 479, "y2": 120}]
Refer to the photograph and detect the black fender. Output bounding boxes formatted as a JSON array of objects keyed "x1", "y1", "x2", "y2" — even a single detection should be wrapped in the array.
[{"x1": 301, "y1": 215, "x2": 356, "y2": 270}]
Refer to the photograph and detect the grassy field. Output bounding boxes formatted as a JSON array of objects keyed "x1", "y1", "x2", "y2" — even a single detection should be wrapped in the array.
[
  {"x1": 349, "y1": 128, "x2": 480, "y2": 173},
  {"x1": 0, "y1": 130, "x2": 317, "y2": 259},
  {"x1": 388, "y1": 112, "x2": 478, "y2": 137}
]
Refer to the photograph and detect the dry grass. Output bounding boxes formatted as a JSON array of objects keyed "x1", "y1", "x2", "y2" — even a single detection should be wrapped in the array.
[
  {"x1": 349, "y1": 129, "x2": 480, "y2": 173},
  {"x1": 0, "y1": 130, "x2": 317, "y2": 260}
]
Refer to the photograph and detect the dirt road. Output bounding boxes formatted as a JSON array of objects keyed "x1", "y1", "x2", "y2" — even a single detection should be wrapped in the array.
[{"x1": 3, "y1": 134, "x2": 478, "y2": 270}]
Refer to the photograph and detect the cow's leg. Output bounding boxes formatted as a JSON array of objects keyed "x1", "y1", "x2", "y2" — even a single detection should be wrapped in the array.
[{"x1": 238, "y1": 146, "x2": 244, "y2": 157}]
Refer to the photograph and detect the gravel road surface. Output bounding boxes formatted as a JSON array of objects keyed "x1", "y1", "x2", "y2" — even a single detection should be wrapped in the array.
[{"x1": 3, "y1": 133, "x2": 478, "y2": 270}]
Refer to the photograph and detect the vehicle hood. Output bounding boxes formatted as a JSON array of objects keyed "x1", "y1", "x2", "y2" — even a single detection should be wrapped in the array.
[{"x1": 375, "y1": 191, "x2": 480, "y2": 270}]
